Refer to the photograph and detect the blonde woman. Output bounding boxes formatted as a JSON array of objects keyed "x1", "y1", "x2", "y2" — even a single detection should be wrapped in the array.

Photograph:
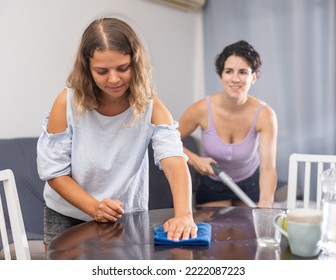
[{"x1": 37, "y1": 18, "x2": 196, "y2": 251}]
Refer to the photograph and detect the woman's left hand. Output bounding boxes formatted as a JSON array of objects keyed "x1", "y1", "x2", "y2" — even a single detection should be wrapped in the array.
[{"x1": 163, "y1": 214, "x2": 198, "y2": 241}]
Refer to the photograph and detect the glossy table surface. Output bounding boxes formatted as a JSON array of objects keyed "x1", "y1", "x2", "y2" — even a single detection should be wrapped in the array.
[{"x1": 47, "y1": 206, "x2": 316, "y2": 260}]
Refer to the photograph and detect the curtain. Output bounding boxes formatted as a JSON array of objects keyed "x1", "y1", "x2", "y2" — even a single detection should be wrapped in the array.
[{"x1": 203, "y1": 0, "x2": 336, "y2": 184}]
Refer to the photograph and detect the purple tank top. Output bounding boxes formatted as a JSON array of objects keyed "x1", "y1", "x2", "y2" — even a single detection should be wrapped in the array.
[{"x1": 201, "y1": 96, "x2": 265, "y2": 182}]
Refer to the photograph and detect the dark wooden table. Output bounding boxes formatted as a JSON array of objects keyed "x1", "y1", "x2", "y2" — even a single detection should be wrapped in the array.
[{"x1": 47, "y1": 206, "x2": 315, "y2": 260}]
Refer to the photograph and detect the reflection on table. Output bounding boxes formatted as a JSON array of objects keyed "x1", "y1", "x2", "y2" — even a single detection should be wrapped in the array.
[{"x1": 47, "y1": 207, "x2": 316, "y2": 260}]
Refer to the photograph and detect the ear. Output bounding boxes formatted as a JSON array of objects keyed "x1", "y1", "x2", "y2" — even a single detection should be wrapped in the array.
[
  {"x1": 219, "y1": 74, "x2": 224, "y2": 85},
  {"x1": 251, "y1": 72, "x2": 257, "y2": 85}
]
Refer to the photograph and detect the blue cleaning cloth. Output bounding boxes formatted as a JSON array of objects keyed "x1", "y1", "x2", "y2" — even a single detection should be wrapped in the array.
[{"x1": 153, "y1": 222, "x2": 211, "y2": 246}]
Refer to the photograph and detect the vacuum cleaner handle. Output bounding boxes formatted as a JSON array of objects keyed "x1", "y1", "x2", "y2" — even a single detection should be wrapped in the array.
[{"x1": 210, "y1": 162, "x2": 257, "y2": 207}]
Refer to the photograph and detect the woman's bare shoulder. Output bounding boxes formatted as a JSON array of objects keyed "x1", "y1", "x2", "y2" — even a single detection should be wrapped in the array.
[
  {"x1": 48, "y1": 89, "x2": 68, "y2": 133},
  {"x1": 151, "y1": 96, "x2": 174, "y2": 125},
  {"x1": 187, "y1": 96, "x2": 208, "y2": 114},
  {"x1": 256, "y1": 103, "x2": 277, "y2": 131}
]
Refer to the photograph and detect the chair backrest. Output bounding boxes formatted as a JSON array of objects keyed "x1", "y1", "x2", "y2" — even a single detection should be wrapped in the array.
[
  {"x1": 0, "y1": 169, "x2": 31, "y2": 260},
  {"x1": 287, "y1": 153, "x2": 336, "y2": 209}
]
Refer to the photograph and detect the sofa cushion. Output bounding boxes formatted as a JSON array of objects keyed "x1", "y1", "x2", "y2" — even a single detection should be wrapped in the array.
[{"x1": 0, "y1": 137, "x2": 45, "y2": 246}]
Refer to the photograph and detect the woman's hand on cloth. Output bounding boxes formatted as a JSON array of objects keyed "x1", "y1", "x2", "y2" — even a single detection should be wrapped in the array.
[{"x1": 163, "y1": 214, "x2": 198, "y2": 241}]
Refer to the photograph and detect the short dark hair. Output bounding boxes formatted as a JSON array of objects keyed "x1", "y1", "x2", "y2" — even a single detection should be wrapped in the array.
[{"x1": 215, "y1": 40, "x2": 262, "y2": 78}]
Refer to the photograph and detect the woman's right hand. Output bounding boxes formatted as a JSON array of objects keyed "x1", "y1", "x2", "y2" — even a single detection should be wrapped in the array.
[
  {"x1": 93, "y1": 199, "x2": 124, "y2": 223},
  {"x1": 190, "y1": 155, "x2": 216, "y2": 177}
]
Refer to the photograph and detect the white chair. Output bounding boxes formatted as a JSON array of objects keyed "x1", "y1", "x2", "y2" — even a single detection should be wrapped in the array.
[
  {"x1": 0, "y1": 169, "x2": 31, "y2": 260},
  {"x1": 287, "y1": 153, "x2": 336, "y2": 209}
]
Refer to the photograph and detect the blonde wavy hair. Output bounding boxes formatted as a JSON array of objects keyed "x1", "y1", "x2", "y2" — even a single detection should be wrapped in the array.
[{"x1": 67, "y1": 18, "x2": 156, "y2": 124}]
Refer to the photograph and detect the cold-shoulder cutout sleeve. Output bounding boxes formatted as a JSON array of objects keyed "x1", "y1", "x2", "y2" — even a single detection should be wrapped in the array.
[
  {"x1": 36, "y1": 115, "x2": 72, "y2": 181},
  {"x1": 151, "y1": 121, "x2": 188, "y2": 170}
]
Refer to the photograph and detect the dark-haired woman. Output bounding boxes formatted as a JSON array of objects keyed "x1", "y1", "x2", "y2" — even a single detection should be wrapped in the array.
[{"x1": 179, "y1": 40, "x2": 278, "y2": 208}]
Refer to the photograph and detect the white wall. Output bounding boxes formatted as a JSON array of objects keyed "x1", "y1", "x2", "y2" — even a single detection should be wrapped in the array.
[{"x1": 0, "y1": 0, "x2": 205, "y2": 138}]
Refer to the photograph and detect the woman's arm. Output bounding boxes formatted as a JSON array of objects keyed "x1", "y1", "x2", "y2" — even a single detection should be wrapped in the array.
[
  {"x1": 160, "y1": 157, "x2": 197, "y2": 240},
  {"x1": 178, "y1": 99, "x2": 216, "y2": 176},
  {"x1": 256, "y1": 105, "x2": 278, "y2": 207},
  {"x1": 151, "y1": 97, "x2": 197, "y2": 240},
  {"x1": 46, "y1": 90, "x2": 124, "y2": 222}
]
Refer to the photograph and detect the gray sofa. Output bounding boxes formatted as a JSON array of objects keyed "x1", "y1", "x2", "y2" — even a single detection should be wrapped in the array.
[
  {"x1": 0, "y1": 136, "x2": 199, "y2": 259},
  {"x1": 0, "y1": 138, "x2": 45, "y2": 259}
]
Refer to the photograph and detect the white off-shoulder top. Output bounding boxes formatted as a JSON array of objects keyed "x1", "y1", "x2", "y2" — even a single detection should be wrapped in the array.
[{"x1": 37, "y1": 87, "x2": 187, "y2": 221}]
